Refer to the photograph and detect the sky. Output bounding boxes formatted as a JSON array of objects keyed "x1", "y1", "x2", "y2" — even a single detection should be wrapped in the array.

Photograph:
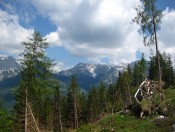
[{"x1": 0, "y1": 0, "x2": 175, "y2": 72}]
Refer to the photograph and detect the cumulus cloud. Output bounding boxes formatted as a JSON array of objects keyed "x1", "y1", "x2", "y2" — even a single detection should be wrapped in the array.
[
  {"x1": 158, "y1": 8, "x2": 175, "y2": 54},
  {"x1": 2, "y1": 0, "x2": 175, "y2": 65},
  {"x1": 51, "y1": 61, "x2": 68, "y2": 73},
  {"x1": 45, "y1": 31, "x2": 62, "y2": 47},
  {"x1": 0, "y1": 10, "x2": 33, "y2": 55},
  {"x1": 29, "y1": 0, "x2": 144, "y2": 64}
]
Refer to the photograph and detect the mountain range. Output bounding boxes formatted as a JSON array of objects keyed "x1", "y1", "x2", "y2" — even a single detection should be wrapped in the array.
[
  {"x1": 0, "y1": 56, "x2": 128, "y2": 108},
  {"x1": 57, "y1": 63, "x2": 126, "y2": 91}
]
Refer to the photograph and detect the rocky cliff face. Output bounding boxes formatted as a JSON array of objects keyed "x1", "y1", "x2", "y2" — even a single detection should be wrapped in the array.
[
  {"x1": 0, "y1": 55, "x2": 20, "y2": 81},
  {"x1": 57, "y1": 63, "x2": 127, "y2": 90}
]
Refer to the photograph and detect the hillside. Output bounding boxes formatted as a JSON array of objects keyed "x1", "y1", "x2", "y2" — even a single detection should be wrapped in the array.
[
  {"x1": 77, "y1": 113, "x2": 175, "y2": 131},
  {"x1": 77, "y1": 88, "x2": 175, "y2": 132}
]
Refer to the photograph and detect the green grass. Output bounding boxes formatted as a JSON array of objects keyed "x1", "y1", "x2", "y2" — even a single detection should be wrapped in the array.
[
  {"x1": 77, "y1": 114, "x2": 175, "y2": 132},
  {"x1": 77, "y1": 114, "x2": 156, "y2": 132},
  {"x1": 77, "y1": 88, "x2": 175, "y2": 132},
  {"x1": 164, "y1": 87, "x2": 175, "y2": 102}
]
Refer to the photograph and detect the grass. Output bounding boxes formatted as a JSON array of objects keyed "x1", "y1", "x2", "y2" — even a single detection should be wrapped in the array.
[
  {"x1": 77, "y1": 114, "x2": 175, "y2": 132},
  {"x1": 77, "y1": 114, "x2": 155, "y2": 132},
  {"x1": 77, "y1": 88, "x2": 175, "y2": 132}
]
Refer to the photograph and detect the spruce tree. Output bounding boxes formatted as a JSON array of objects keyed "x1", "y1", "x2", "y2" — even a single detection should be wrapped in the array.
[
  {"x1": 149, "y1": 52, "x2": 175, "y2": 88},
  {"x1": 79, "y1": 92, "x2": 88, "y2": 125},
  {"x1": 149, "y1": 55, "x2": 157, "y2": 80},
  {"x1": 97, "y1": 82, "x2": 108, "y2": 113},
  {"x1": 52, "y1": 80, "x2": 63, "y2": 132},
  {"x1": 66, "y1": 75, "x2": 80, "y2": 128},
  {"x1": 132, "y1": 63, "x2": 140, "y2": 86},
  {"x1": 0, "y1": 100, "x2": 14, "y2": 132},
  {"x1": 107, "y1": 84, "x2": 116, "y2": 114},
  {"x1": 133, "y1": 0, "x2": 163, "y2": 91},
  {"x1": 87, "y1": 86, "x2": 99, "y2": 122},
  {"x1": 13, "y1": 31, "x2": 53, "y2": 131}
]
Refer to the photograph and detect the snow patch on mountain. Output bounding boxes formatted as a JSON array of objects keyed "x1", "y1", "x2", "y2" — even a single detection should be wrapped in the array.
[
  {"x1": 0, "y1": 55, "x2": 8, "y2": 60},
  {"x1": 57, "y1": 63, "x2": 128, "y2": 90},
  {"x1": 86, "y1": 64, "x2": 96, "y2": 78},
  {"x1": 0, "y1": 55, "x2": 20, "y2": 80}
]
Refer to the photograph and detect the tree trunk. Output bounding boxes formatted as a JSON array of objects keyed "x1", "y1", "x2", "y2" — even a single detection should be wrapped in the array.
[
  {"x1": 126, "y1": 78, "x2": 132, "y2": 105},
  {"x1": 73, "y1": 90, "x2": 78, "y2": 128},
  {"x1": 152, "y1": 2, "x2": 162, "y2": 93},
  {"x1": 25, "y1": 86, "x2": 28, "y2": 132},
  {"x1": 59, "y1": 106, "x2": 63, "y2": 132}
]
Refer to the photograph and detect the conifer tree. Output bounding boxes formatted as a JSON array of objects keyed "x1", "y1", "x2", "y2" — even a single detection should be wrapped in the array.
[
  {"x1": 115, "y1": 71, "x2": 133, "y2": 107},
  {"x1": 133, "y1": 54, "x2": 146, "y2": 86},
  {"x1": 87, "y1": 86, "x2": 99, "y2": 122},
  {"x1": 52, "y1": 80, "x2": 63, "y2": 132},
  {"x1": 79, "y1": 92, "x2": 88, "y2": 125},
  {"x1": 0, "y1": 100, "x2": 14, "y2": 132},
  {"x1": 127, "y1": 64, "x2": 132, "y2": 81},
  {"x1": 149, "y1": 52, "x2": 175, "y2": 87},
  {"x1": 13, "y1": 31, "x2": 53, "y2": 131},
  {"x1": 133, "y1": 0, "x2": 163, "y2": 91},
  {"x1": 133, "y1": 63, "x2": 140, "y2": 86},
  {"x1": 97, "y1": 82, "x2": 108, "y2": 113},
  {"x1": 67, "y1": 75, "x2": 80, "y2": 128},
  {"x1": 149, "y1": 55, "x2": 157, "y2": 80},
  {"x1": 107, "y1": 84, "x2": 116, "y2": 114}
]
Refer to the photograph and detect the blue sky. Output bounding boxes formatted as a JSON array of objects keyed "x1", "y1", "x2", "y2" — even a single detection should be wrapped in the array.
[{"x1": 0, "y1": 0, "x2": 175, "y2": 71}]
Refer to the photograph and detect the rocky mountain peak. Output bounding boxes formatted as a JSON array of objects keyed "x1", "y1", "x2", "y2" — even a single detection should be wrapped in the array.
[
  {"x1": 57, "y1": 63, "x2": 127, "y2": 90},
  {"x1": 0, "y1": 55, "x2": 20, "y2": 80}
]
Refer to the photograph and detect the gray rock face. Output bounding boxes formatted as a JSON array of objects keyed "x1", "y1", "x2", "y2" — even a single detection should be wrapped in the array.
[
  {"x1": 57, "y1": 63, "x2": 127, "y2": 91},
  {"x1": 0, "y1": 56, "x2": 20, "y2": 81}
]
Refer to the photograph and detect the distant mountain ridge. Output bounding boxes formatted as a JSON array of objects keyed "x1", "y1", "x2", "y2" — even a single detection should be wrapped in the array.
[
  {"x1": 0, "y1": 56, "x2": 129, "y2": 108},
  {"x1": 0, "y1": 56, "x2": 20, "y2": 81},
  {"x1": 57, "y1": 63, "x2": 127, "y2": 91},
  {"x1": 0, "y1": 56, "x2": 129, "y2": 91}
]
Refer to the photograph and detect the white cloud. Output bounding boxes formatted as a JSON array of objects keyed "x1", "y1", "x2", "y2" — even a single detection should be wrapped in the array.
[
  {"x1": 158, "y1": 9, "x2": 175, "y2": 55},
  {"x1": 45, "y1": 31, "x2": 62, "y2": 47},
  {"x1": 2, "y1": 0, "x2": 175, "y2": 65},
  {"x1": 51, "y1": 61, "x2": 67, "y2": 73},
  {"x1": 29, "y1": 0, "x2": 144, "y2": 64},
  {"x1": 87, "y1": 57, "x2": 102, "y2": 64},
  {"x1": 0, "y1": 10, "x2": 33, "y2": 55}
]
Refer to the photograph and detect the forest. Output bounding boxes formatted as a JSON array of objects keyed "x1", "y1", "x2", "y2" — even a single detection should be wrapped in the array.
[
  {"x1": 0, "y1": 0, "x2": 175, "y2": 131},
  {"x1": 0, "y1": 32, "x2": 175, "y2": 132}
]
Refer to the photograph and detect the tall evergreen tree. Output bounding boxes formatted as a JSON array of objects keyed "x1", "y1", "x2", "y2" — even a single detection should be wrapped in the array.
[
  {"x1": 0, "y1": 100, "x2": 14, "y2": 132},
  {"x1": 52, "y1": 80, "x2": 64, "y2": 132},
  {"x1": 133, "y1": 0, "x2": 163, "y2": 91},
  {"x1": 87, "y1": 86, "x2": 99, "y2": 123},
  {"x1": 149, "y1": 52, "x2": 175, "y2": 88},
  {"x1": 133, "y1": 54, "x2": 146, "y2": 86},
  {"x1": 149, "y1": 55, "x2": 158, "y2": 80},
  {"x1": 67, "y1": 75, "x2": 80, "y2": 128},
  {"x1": 107, "y1": 84, "x2": 116, "y2": 114},
  {"x1": 97, "y1": 82, "x2": 108, "y2": 113},
  {"x1": 132, "y1": 63, "x2": 140, "y2": 86},
  {"x1": 116, "y1": 72, "x2": 130, "y2": 107},
  {"x1": 79, "y1": 92, "x2": 88, "y2": 125},
  {"x1": 13, "y1": 31, "x2": 53, "y2": 131}
]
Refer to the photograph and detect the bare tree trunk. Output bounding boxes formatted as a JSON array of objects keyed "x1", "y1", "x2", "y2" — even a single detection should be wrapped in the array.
[
  {"x1": 28, "y1": 103, "x2": 40, "y2": 132},
  {"x1": 59, "y1": 106, "x2": 63, "y2": 132},
  {"x1": 126, "y1": 79, "x2": 132, "y2": 105},
  {"x1": 73, "y1": 90, "x2": 78, "y2": 128},
  {"x1": 103, "y1": 91, "x2": 108, "y2": 112},
  {"x1": 152, "y1": 2, "x2": 162, "y2": 92},
  {"x1": 74, "y1": 98, "x2": 78, "y2": 128},
  {"x1": 111, "y1": 91, "x2": 118, "y2": 115},
  {"x1": 25, "y1": 86, "x2": 28, "y2": 132}
]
